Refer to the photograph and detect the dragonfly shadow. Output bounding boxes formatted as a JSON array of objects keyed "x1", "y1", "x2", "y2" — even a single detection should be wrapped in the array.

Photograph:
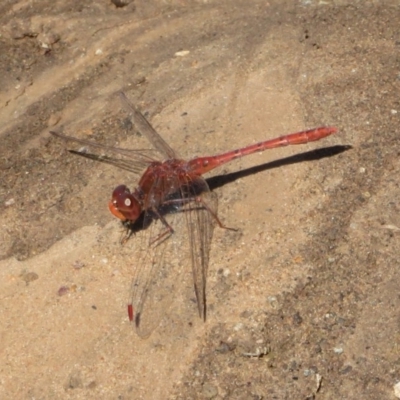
[{"x1": 206, "y1": 145, "x2": 351, "y2": 191}]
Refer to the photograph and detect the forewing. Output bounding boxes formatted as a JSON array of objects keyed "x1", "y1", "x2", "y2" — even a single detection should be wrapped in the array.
[
  {"x1": 50, "y1": 130, "x2": 158, "y2": 174},
  {"x1": 68, "y1": 150, "x2": 150, "y2": 175},
  {"x1": 50, "y1": 92, "x2": 179, "y2": 173},
  {"x1": 118, "y1": 92, "x2": 178, "y2": 160}
]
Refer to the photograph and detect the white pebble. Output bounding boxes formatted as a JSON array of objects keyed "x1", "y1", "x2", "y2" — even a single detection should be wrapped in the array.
[
  {"x1": 333, "y1": 347, "x2": 343, "y2": 354},
  {"x1": 174, "y1": 50, "x2": 190, "y2": 57},
  {"x1": 394, "y1": 381, "x2": 400, "y2": 398}
]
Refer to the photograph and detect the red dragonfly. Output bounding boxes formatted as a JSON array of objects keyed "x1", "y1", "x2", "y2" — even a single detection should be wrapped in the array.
[{"x1": 51, "y1": 92, "x2": 337, "y2": 338}]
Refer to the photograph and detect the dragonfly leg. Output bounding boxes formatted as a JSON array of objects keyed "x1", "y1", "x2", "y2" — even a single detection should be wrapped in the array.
[
  {"x1": 120, "y1": 223, "x2": 135, "y2": 244},
  {"x1": 193, "y1": 196, "x2": 237, "y2": 232},
  {"x1": 148, "y1": 207, "x2": 175, "y2": 246},
  {"x1": 162, "y1": 197, "x2": 238, "y2": 232}
]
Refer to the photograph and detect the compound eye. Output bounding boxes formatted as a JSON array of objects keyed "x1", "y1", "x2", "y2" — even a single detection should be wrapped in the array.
[
  {"x1": 112, "y1": 185, "x2": 134, "y2": 211},
  {"x1": 112, "y1": 185, "x2": 130, "y2": 201},
  {"x1": 109, "y1": 185, "x2": 141, "y2": 222}
]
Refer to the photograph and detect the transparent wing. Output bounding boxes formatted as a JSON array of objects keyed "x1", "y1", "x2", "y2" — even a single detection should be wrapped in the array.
[
  {"x1": 50, "y1": 130, "x2": 158, "y2": 174},
  {"x1": 67, "y1": 150, "x2": 150, "y2": 175},
  {"x1": 128, "y1": 176, "x2": 217, "y2": 338},
  {"x1": 50, "y1": 91, "x2": 178, "y2": 173},
  {"x1": 118, "y1": 92, "x2": 178, "y2": 160},
  {"x1": 129, "y1": 210, "x2": 187, "y2": 338},
  {"x1": 183, "y1": 177, "x2": 217, "y2": 321}
]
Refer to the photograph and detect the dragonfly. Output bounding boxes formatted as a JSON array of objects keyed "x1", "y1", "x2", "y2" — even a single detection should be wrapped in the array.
[{"x1": 51, "y1": 92, "x2": 337, "y2": 338}]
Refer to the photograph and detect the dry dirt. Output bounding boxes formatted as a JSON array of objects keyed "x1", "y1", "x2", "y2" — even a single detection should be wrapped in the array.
[{"x1": 1, "y1": 0, "x2": 400, "y2": 399}]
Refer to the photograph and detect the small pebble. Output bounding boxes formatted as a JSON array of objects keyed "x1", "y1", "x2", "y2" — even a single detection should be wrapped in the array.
[
  {"x1": 233, "y1": 323, "x2": 243, "y2": 331},
  {"x1": 175, "y1": 50, "x2": 190, "y2": 57},
  {"x1": 394, "y1": 381, "x2": 400, "y2": 398},
  {"x1": 316, "y1": 373, "x2": 322, "y2": 392},
  {"x1": 268, "y1": 297, "x2": 279, "y2": 309},
  {"x1": 334, "y1": 347, "x2": 343, "y2": 354},
  {"x1": 222, "y1": 268, "x2": 230, "y2": 277},
  {"x1": 58, "y1": 286, "x2": 70, "y2": 296},
  {"x1": 5, "y1": 198, "x2": 15, "y2": 206},
  {"x1": 363, "y1": 191, "x2": 371, "y2": 198}
]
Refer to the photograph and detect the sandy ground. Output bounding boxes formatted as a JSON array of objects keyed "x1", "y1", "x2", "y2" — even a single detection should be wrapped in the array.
[{"x1": 1, "y1": 0, "x2": 400, "y2": 399}]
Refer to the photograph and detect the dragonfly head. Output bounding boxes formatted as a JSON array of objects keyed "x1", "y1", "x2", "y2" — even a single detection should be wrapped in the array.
[{"x1": 109, "y1": 185, "x2": 141, "y2": 222}]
